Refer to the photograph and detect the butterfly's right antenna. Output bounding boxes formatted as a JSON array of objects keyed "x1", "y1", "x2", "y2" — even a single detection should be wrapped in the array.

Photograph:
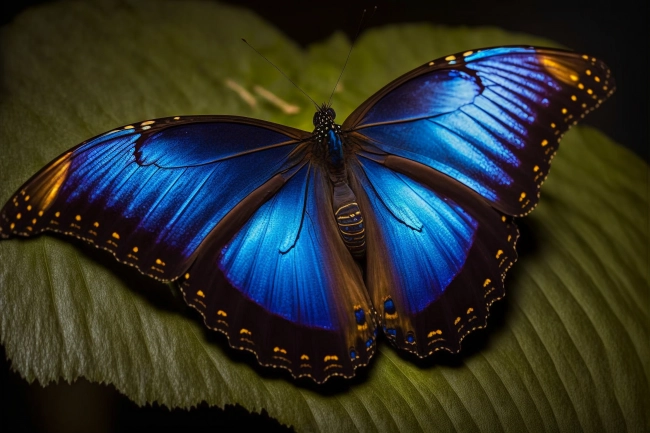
[
  {"x1": 242, "y1": 38, "x2": 319, "y2": 110},
  {"x1": 327, "y1": 6, "x2": 377, "y2": 107}
]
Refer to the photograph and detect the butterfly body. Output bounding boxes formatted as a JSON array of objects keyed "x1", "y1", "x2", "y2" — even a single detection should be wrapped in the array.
[
  {"x1": 0, "y1": 46, "x2": 615, "y2": 383},
  {"x1": 312, "y1": 105, "x2": 367, "y2": 257}
]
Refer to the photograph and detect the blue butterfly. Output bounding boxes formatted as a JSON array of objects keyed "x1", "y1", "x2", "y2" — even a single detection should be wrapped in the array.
[{"x1": 0, "y1": 46, "x2": 614, "y2": 383}]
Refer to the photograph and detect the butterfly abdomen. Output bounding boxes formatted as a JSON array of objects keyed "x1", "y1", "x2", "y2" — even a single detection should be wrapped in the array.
[{"x1": 332, "y1": 183, "x2": 365, "y2": 259}]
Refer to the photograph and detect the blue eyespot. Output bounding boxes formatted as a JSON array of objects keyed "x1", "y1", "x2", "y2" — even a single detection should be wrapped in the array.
[
  {"x1": 384, "y1": 298, "x2": 396, "y2": 315},
  {"x1": 354, "y1": 307, "x2": 366, "y2": 325}
]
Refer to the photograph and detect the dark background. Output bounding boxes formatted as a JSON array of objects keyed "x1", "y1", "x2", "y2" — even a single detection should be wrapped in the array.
[{"x1": 1, "y1": 0, "x2": 647, "y2": 432}]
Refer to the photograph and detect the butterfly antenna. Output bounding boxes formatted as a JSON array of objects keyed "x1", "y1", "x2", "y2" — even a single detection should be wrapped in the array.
[
  {"x1": 327, "y1": 6, "x2": 377, "y2": 107},
  {"x1": 241, "y1": 38, "x2": 319, "y2": 109}
]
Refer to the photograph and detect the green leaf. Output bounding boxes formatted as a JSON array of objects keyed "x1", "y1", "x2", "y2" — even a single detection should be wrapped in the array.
[{"x1": 1, "y1": 1, "x2": 648, "y2": 431}]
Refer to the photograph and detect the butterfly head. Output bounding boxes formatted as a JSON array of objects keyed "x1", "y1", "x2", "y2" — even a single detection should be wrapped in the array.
[
  {"x1": 313, "y1": 105, "x2": 341, "y2": 139},
  {"x1": 313, "y1": 105, "x2": 336, "y2": 126}
]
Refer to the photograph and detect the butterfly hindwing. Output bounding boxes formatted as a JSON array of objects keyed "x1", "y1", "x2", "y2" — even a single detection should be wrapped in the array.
[
  {"x1": 344, "y1": 46, "x2": 615, "y2": 216},
  {"x1": 0, "y1": 115, "x2": 309, "y2": 281},
  {"x1": 180, "y1": 163, "x2": 378, "y2": 383},
  {"x1": 351, "y1": 153, "x2": 517, "y2": 354}
]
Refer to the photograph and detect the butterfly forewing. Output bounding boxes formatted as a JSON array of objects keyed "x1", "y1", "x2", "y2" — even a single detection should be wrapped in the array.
[
  {"x1": 0, "y1": 116, "x2": 308, "y2": 281},
  {"x1": 343, "y1": 46, "x2": 615, "y2": 216}
]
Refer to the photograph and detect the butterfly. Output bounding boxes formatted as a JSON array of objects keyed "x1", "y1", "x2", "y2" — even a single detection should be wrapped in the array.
[{"x1": 0, "y1": 46, "x2": 614, "y2": 383}]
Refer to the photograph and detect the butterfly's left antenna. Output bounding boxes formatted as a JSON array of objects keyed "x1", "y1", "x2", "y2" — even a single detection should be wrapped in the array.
[
  {"x1": 242, "y1": 38, "x2": 319, "y2": 110},
  {"x1": 327, "y1": 6, "x2": 377, "y2": 107}
]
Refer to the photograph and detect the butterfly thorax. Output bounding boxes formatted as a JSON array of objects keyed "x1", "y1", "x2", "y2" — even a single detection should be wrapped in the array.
[
  {"x1": 312, "y1": 105, "x2": 366, "y2": 259},
  {"x1": 312, "y1": 107, "x2": 343, "y2": 168}
]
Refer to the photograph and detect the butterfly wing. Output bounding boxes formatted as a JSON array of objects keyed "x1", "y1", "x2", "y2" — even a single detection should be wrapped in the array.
[
  {"x1": 179, "y1": 163, "x2": 378, "y2": 383},
  {"x1": 0, "y1": 115, "x2": 309, "y2": 281},
  {"x1": 0, "y1": 115, "x2": 378, "y2": 382},
  {"x1": 350, "y1": 154, "x2": 517, "y2": 354},
  {"x1": 343, "y1": 46, "x2": 614, "y2": 354},
  {"x1": 344, "y1": 46, "x2": 615, "y2": 216}
]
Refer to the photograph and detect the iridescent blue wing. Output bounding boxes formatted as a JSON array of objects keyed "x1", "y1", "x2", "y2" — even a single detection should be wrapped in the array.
[
  {"x1": 343, "y1": 46, "x2": 614, "y2": 354},
  {"x1": 350, "y1": 154, "x2": 517, "y2": 355},
  {"x1": 0, "y1": 115, "x2": 309, "y2": 281},
  {"x1": 179, "y1": 163, "x2": 378, "y2": 383},
  {"x1": 343, "y1": 46, "x2": 615, "y2": 216}
]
